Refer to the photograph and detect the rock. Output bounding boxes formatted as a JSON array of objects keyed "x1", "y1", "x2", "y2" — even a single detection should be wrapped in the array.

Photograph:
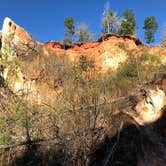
[
  {"x1": 2, "y1": 17, "x2": 31, "y2": 43},
  {"x1": 135, "y1": 88, "x2": 166, "y2": 124}
]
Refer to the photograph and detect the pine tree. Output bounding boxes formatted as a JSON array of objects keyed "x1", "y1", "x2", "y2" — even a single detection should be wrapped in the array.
[
  {"x1": 143, "y1": 16, "x2": 158, "y2": 44},
  {"x1": 118, "y1": 9, "x2": 137, "y2": 35},
  {"x1": 118, "y1": 21, "x2": 134, "y2": 35},
  {"x1": 64, "y1": 17, "x2": 75, "y2": 43}
]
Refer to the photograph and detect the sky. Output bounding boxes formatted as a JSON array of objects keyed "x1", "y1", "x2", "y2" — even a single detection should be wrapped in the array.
[{"x1": 0, "y1": 0, "x2": 166, "y2": 44}]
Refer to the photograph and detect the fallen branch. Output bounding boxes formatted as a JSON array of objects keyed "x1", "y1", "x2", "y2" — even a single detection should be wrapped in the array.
[
  {"x1": 0, "y1": 137, "x2": 58, "y2": 150},
  {"x1": 42, "y1": 91, "x2": 144, "y2": 113}
]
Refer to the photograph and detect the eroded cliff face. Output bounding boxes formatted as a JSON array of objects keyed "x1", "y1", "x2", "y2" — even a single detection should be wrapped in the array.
[
  {"x1": 0, "y1": 17, "x2": 166, "y2": 125},
  {"x1": 0, "y1": 17, "x2": 139, "y2": 104},
  {"x1": 45, "y1": 36, "x2": 138, "y2": 72},
  {"x1": 0, "y1": 17, "x2": 46, "y2": 105}
]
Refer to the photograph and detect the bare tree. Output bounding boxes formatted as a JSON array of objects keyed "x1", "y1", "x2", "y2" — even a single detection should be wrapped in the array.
[{"x1": 76, "y1": 22, "x2": 94, "y2": 43}]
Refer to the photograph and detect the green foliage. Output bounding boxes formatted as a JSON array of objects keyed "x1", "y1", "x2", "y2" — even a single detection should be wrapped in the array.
[
  {"x1": 70, "y1": 55, "x2": 95, "y2": 87},
  {"x1": 157, "y1": 63, "x2": 166, "y2": 74},
  {"x1": 0, "y1": 131, "x2": 13, "y2": 145},
  {"x1": 140, "y1": 52, "x2": 149, "y2": 61},
  {"x1": 143, "y1": 16, "x2": 158, "y2": 44},
  {"x1": 79, "y1": 55, "x2": 94, "y2": 71},
  {"x1": 107, "y1": 59, "x2": 139, "y2": 96},
  {"x1": 102, "y1": 7, "x2": 137, "y2": 35},
  {"x1": 150, "y1": 54, "x2": 160, "y2": 63},
  {"x1": 0, "y1": 49, "x2": 21, "y2": 82},
  {"x1": 140, "y1": 52, "x2": 160, "y2": 63},
  {"x1": 64, "y1": 17, "x2": 75, "y2": 42},
  {"x1": 138, "y1": 52, "x2": 162, "y2": 82},
  {"x1": 0, "y1": 119, "x2": 6, "y2": 127},
  {"x1": 13, "y1": 109, "x2": 27, "y2": 128},
  {"x1": 9, "y1": 102, "x2": 27, "y2": 129},
  {"x1": 106, "y1": 53, "x2": 161, "y2": 96},
  {"x1": 118, "y1": 21, "x2": 134, "y2": 35},
  {"x1": 117, "y1": 60, "x2": 138, "y2": 81},
  {"x1": 122, "y1": 8, "x2": 137, "y2": 34},
  {"x1": 0, "y1": 105, "x2": 16, "y2": 146},
  {"x1": 118, "y1": 42, "x2": 126, "y2": 49},
  {"x1": 0, "y1": 101, "x2": 28, "y2": 146}
]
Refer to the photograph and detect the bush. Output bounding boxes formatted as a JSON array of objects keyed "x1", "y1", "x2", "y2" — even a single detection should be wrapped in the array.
[
  {"x1": 107, "y1": 59, "x2": 140, "y2": 96},
  {"x1": 140, "y1": 52, "x2": 160, "y2": 64},
  {"x1": 140, "y1": 52, "x2": 149, "y2": 61},
  {"x1": 118, "y1": 42, "x2": 126, "y2": 50},
  {"x1": 0, "y1": 131, "x2": 13, "y2": 145},
  {"x1": 117, "y1": 60, "x2": 138, "y2": 80},
  {"x1": 79, "y1": 55, "x2": 94, "y2": 71},
  {"x1": 150, "y1": 54, "x2": 160, "y2": 63}
]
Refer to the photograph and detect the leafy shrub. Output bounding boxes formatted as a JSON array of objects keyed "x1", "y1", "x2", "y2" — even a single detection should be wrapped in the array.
[
  {"x1": 140, "y1": 52, "x2": 149, "y2": 61},
  {"x1": 12, "y1": 104, "x2": 27, "y2": 129},
  {"x1": 150, "y1": 54, "x2": 160, "y2": 63},
  {"x1": 107, "y1": 59, "x2": 140, "y2": 96},
  {"x1": 140, "y1": 52, "x2": 160, "y2": 64},
  {"x1": 0, "y1": 131, "x2": 13, "y2": 145},
  {"x1": 0, "y1": 119, "x2": 6, "y2": 127},
  {"x1": 118, "y1": 42, "x2": 126, "y2": 50},
  {"x1": 157, "y1": 63, "x2": 166, "y2": 73},
  {"x1": 117, "y1": 60, "x2": 138, "y2": 81},
  {"x1": 79, "y1": 55, "x2": 94, "y2": 71}
]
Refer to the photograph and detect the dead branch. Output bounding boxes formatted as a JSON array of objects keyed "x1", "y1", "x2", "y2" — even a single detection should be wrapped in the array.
[{"x1": 0, "y1": 137, "x2": 59, "y2": 150}]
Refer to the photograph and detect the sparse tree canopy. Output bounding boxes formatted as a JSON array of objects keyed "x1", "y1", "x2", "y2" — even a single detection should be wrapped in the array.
[
  {"x1": 76, "y1": 22, "x2": 94, "y2": 43},
  {"x1": 64, "y1": 17, "x2": 75, "y2": 43},
  {"x1": 143, "y1": 16, "x2": 158, "y2": 44},
  {"x1": 102, "y1": 2, "x2": 122, "y2": 34}
]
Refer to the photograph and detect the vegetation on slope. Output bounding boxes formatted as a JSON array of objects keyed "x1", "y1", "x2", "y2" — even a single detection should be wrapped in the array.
[{"x1": 0, "y1": 38, "x2": 166, "y2": 165}]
